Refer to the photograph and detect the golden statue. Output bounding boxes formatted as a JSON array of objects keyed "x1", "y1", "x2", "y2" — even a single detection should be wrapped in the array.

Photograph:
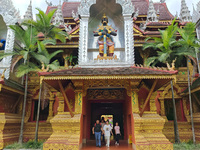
[{"x1": 94, "y1": 14, "x2": 117, "y2": 58}]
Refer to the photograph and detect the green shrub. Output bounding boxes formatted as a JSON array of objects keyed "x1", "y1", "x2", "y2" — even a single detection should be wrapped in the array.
[
  {"x1": 4, "y1": 142, "x2": 24, "y2": 149},
  {"x1": 24, "y1": 140, "x2": 43, "y2": 149},
  {"x1": 4, "y1": 140, "x2": 44, "y2": 149}
]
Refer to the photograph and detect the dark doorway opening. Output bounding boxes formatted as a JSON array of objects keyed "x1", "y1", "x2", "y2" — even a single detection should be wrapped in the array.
[{"x1": 90, "y1": 102, "x2": 124, "y2": 140}]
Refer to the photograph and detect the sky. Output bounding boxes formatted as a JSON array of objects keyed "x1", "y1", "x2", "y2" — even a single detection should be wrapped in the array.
[{"x1": 11, "y1": 0, "x2": 200, "y2": 19}]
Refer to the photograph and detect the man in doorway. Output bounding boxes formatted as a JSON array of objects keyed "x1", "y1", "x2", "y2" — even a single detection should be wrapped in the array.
[
  {"x1": 103, "y1": 120, "x2": 113, "y2": 147},
  {"x1": 92, "y1": 120, "x2": 102, "y2": 147}
]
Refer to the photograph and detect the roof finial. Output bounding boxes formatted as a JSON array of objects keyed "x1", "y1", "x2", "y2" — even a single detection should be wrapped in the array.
[
  {"x1": 147, "y1": 0, "x2": 158, "y2": 22},
  {"x1": 53, "y1": 0, "x2": 64, "y2": 26},
  {"x1": 52, "y1": 0, "x2": 72, "y2": 32},
  {"x1": 23, "y1": 0, "x2": 33, "y2": 20},
  {"x1": 180, "y1": 0, "x2": 192, "y2": 22}
]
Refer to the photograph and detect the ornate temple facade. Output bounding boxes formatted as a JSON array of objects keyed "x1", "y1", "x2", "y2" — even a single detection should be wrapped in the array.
[{"x1": 0, "y1": 0, "x2": 200, "y2": 150}]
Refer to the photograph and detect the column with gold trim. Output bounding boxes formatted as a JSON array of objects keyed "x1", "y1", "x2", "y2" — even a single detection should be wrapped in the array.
[
  {"x1": 130, "y1": 80, "x2": 140, "y2": 114},
  {"x1": 73, "y1": 81, "x2": 83, "y2": 114},
  {"x1": 57, "y1": 92, "x2": 64, "y2": 113},
  {"x1": 150, "y1": 92, "x2": 157, "y2": 113},
  {"x1": 131, "y1": 90, "x2": 139, "y2": 113}
]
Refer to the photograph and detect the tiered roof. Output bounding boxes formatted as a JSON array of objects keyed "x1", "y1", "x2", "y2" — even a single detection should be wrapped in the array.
[
  {"x1": 39, "y1": 66, "x2": 178, "y2": 76},
  {"x1": 44, "y1": 0, "x2": 177, "y2": 48},
  {"x1": 46, "y1": 0, "x2": 174, "y2": 20}
]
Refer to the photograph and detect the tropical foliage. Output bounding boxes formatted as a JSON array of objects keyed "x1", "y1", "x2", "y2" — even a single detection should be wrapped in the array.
[
  {"x1": 23, "y1": 8, "x2": 70, "y2": 43},
  {"x1": 65, "y1": 54, "x2": 77, "y2": 67},
  {"x1": 143, "y1": 20, "x2": 200, "y2": 144},
  {"x1": 143, "y1": 21, "x2": 200, "y2": 68},
  {"x1": 143, "y1": 19, "x2": 179, "y2": 66},
  {"x1": 0, "y1": 8, "x2": 70, "y2": 144}
]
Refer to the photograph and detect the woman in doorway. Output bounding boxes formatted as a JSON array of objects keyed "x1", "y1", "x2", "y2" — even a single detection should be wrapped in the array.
[
  {"x1": 114, "y1": 122, "x2": 121, "y2": 145},
  {"x1": 103, "y1": 120, "x2": 113, "y2": 147}
]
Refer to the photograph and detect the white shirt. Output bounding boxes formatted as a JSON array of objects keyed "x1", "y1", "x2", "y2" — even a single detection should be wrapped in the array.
[{"x1": 103, "y1": 124, "x2": 112, "y2": 136}]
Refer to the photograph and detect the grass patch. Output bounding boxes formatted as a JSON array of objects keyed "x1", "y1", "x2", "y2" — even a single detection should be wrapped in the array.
[
  {"x1": 174, "y1": 143, "x2": 200, "y2": 150},
  {"x1": 4, "y1": 140, "x2": 44, "y2": 149}
]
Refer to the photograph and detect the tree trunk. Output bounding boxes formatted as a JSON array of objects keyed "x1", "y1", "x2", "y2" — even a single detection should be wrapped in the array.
[
  {"x1": 35, "y1": 81, "x2": 43, "y2": 142},
  {"x1": 18, "y1": 73, "x2": 28, "y2": 144},
  {"x1": 171, "y1": 80, "x2": 180, "y2": 143},
  {"x1": 187, "y1": 59, "x2": 196, "y2": 144}
]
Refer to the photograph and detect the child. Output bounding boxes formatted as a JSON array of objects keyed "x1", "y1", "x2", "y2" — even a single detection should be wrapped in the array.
[
  {"x1": 114, "y1": 122, "x2": 121, "y2": 145},
  {"x1": 103, "y1": 121, "x2": 113, "y2": 147}
]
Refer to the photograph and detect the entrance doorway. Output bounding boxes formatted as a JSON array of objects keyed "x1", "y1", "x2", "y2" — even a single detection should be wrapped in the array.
[
  {"x1": 90, "y1": 102, "x2": 124, "y2": 140},
  {"x1": 82, "y1": 88, "x2": 133, "y2": 146}
]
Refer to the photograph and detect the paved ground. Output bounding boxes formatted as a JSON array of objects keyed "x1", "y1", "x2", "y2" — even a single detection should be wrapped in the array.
[{"x1": 82, "y1": 140, "x2": 133, "y2": 150}]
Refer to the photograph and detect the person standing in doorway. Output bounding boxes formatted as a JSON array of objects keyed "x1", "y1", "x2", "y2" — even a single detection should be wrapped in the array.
[
  {"x1": 114, "y1": 122, "x2": 121, "y2": 145},
  {"x1": 92, "y1": 120, "x2": 102, "y2": 147},
  {"x1": 101, "y1": 119, "x2": 106, "y2": 144},
  {"x1": 103, "y1": 120, "x2": 113, "y2": 147}
]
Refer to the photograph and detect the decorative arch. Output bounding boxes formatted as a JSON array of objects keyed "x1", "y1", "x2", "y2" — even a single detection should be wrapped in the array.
[{"x1": 77, "y1": 0, "x2": 135, "y2": 67}]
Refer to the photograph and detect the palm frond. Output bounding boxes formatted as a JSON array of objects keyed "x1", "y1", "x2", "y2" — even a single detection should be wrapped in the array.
[{"x1": 15, "y1": 62, "x2": 40, "y2": 77}]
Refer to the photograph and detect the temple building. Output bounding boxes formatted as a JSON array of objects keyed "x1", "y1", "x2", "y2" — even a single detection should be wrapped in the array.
[{"x1": 0, "y1": 0, "x2": 200, "y2": 150}]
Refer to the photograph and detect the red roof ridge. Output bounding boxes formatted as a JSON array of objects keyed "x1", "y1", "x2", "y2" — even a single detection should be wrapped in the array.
[
  {"x1": 68, "y1": 24, "x2": 80, "y2": 35},
  {"x1": 131, "y1": 65, "x2": 178, "y2": 74},
  {"x1": 134, "y1": 24, "x2": 145, "y2": 34},
  {"x1": 45, "y1": 6, "x2": 57, "y2": 14},
  {"x1": 146, "y1": 21, "x2": 171, "y2": 26}
]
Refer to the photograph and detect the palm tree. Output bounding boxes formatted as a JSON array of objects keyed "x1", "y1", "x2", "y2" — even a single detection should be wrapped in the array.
[
  {"x1": 32, "y1": 41, "x2": 63, "y2": 141},
  {"x1": 23, "y1": 9, "x2": 71, "y2": 142},
  {"x1": 143, "y1": 19, "x2": 178, "y2": 66},
  {"x1": 143, "y1": 19, "x2": 181, "y2": 143},
  {"x1": 23, "y1": 8, "x2": 70, "y2": 44},
  {"x1": 0, "y1": 8, "x2": 70, "y2": 144},
  {"x1": 176, "y1": 22, "x2": 200, "y2": 144},
  {"x1": 0, "y1": 24, "x2": 40, "y2": 144}
]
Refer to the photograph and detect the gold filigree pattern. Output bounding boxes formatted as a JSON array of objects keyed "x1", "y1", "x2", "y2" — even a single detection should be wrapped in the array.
[{"x1": 87, "y1": 89, "x2": 125, "y2": 100}]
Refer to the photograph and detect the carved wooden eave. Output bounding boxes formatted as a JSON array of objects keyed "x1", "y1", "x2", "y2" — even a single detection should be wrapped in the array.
[{"x1": 40, "y1": 74, "x2": 176, "y2": 81}]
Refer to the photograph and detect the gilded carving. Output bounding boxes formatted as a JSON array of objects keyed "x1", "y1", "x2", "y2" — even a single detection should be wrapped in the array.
[
  {"x1": 87, "y1": 89, "x2": 125, "y2": 100},
  {"x1": 43, "y1": 74, "x2": 177, "y2": 81},
  {"x1": 160, "y1": 82, "x2": 182, "y2": 100}
]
